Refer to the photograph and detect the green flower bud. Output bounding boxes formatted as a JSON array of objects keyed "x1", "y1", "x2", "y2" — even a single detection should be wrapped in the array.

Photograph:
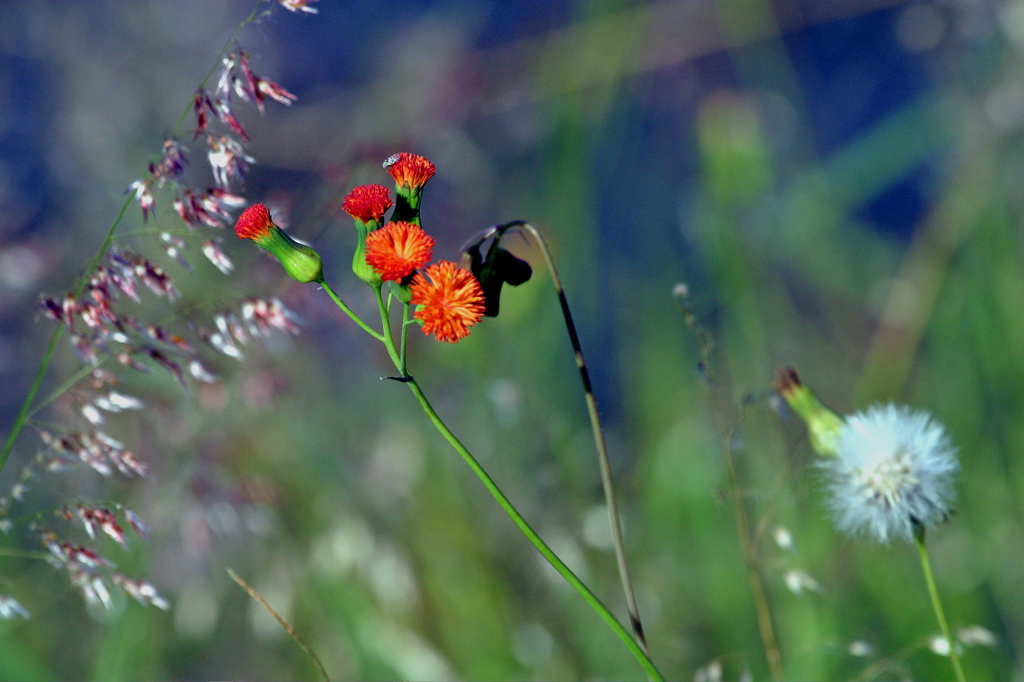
[
  {"x1": 772, "y1": 367, "x2": 843, "y2": 456},
  {"x1": 235, "y1": 203, "x2": 323, "y2": 284}
]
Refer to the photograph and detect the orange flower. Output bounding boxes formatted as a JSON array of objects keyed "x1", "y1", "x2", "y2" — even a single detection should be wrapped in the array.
[
  {"x1": 409, "y1": 260, "x2": 485, "y2": 343},
  {"x1": 383, "y1": 152, "x2": 436, "y2": 189},
  {"x1": 235, "y1": 203, "x2": 274, "y2": 241},
  {"x1": 341, "y1": 184, "x2": 393, "y2": 225},
  {"x1": 364, "y1": 221, "x2": 435, "y2": 282}
]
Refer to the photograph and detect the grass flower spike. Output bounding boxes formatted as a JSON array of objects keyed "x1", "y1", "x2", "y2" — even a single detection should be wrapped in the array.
[
  {"x1": 364, "y1": 220, "x2": 435, "y2": 282},
  {"x1": 235, "y1": 203, "x2": 323, "y2": 284},
  {"x1": 825, "y1": 404, "x2": 958, "y2": 544},
  {"x1": 410, "y1": 260, "x2": 485, "y2": 343}
]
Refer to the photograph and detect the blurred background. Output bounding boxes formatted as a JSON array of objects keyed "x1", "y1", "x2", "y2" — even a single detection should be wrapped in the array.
[{"x1": 0, "y1": 0, "x2": 1021, "y2": 679}]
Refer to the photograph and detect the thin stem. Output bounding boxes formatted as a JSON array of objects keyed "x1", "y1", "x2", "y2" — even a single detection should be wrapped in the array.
[
  {"x1": 402, "y1": 376, "x2": 663, "y2": 681},
  {"x1": 373, "y1": 285, "x2": 403, "y2": 371},
  {"x1": 399, "y1": 302, "x2": 410, "y2": 375},
  {"x1": 722, "y1": 427, "x2": 784, "y2": 682},
  {"x1": 227, "y1": 568, "x2": 330, "y2": 682},
  {"x1": 0, "y1": 192, "x2": 135, "y2": 476},
  {"x1": 317, "y1": 282, "x2": 662, "y2": 679},
  {"x1": 0, "y1": 330, "x2": 63, "y2": 476},
  {"x1": 0, "y1": 547, "x2": 51, "y2": 561},
  {"x1": 675, "y1": 286, "x2": 784, "y2": 681},
  {"x1": 169, "y1": 0, "x2": 268, "y2": 138},
  {"x1": 319, "y1": 280, "x2": 384, "y2": 342},
  {"x1": 915, "y1": 528, "x2": 965, "y2": 682},
  {"x1": 27, "y1": 361, "x2": 109, "y2": 421},
  {"x1": 511, "y1": 221, "x2": 649, "y2": 654}
]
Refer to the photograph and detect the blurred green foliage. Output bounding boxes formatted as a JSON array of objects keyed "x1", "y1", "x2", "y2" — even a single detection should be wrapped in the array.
[{"x1": 0, "y1": 0, "x2": 1021, "y2": 680}]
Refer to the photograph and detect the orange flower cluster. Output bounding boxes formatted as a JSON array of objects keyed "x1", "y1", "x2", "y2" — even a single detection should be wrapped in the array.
[{"x1": 340, "y1": 153, "x2": 485, "y2": 343}]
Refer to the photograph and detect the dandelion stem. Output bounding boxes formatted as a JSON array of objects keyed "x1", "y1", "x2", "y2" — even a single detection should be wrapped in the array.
[
  {"x1": 914, "y1": 527, "x2": 965, "y2": 682},
  {"x1": 319, "y1": 280, "x2": 384, "y2": 342}
]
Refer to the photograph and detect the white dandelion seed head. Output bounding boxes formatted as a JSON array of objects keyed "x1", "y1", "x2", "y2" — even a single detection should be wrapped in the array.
[{"x1": 822, "y1": 404, "x2": 959, "y2": 544}]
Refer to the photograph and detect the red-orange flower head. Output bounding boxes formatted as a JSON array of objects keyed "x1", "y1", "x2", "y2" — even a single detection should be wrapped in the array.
[
  {"x1": 234, "y1": 203, "x2": 323, "y2": 284},
  {"x1": 364, "y1": 221, "x2": 435, "y2": 282},
  {"x1": 383, "y1": 153, "x2": 436, "y2": 190},
  {"x1": 409, "y1": 260, "x2": 486, "y2": 343},
  {"x1": 341, "y1": 184, "x2": 393, "y2": 226},
  {"x1": 235, "y1": 203, "x2": 274, "y2": 242}
]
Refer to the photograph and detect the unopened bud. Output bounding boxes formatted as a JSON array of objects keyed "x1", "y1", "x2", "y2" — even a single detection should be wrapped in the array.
[
  {"x1": 235, "y1": 203, "x2": 323, "y2": 284},
  {"x1": 772, "y1": 367, "x2": 843, "y2": 456}
]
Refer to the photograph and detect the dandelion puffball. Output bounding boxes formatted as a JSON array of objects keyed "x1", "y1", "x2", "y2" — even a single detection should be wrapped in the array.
[{"x1": 822, "y1": 404, "x2": 958, "y2": 543}]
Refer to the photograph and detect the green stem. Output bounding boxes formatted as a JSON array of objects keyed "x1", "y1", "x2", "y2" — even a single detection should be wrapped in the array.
[
  {"x1": 915, "y1": 528, "x2": 965, "y2": 682},
  {"x1": 319, "y1": 280, "x2": 384, "y2": 342},
  {"x1": 403, "y1": 377, "x2": 663, "y2": 681},
  {"x1": 27, "y1": 361, "x2": 108, "y2": 421},
  {"x1": 0, "y1": 329, "x2": 63, "y2": 476},
  {"x1": 675, "y1": 286, "x2": 784, "y2": 681},
  {"x1": 399, "y1": 302, "x2": 410, "y2": 376},
  {"x1": 373, "y1": 285, "x2": 403, "y2": 370},
  {"x1": 320, "y1": 284, "x2": 662, "y2": 680}
]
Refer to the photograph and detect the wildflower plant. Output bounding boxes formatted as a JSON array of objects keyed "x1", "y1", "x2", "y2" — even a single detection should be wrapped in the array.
[
  {"x1": 773, "y1": 367, "x2": 966, "y2": 681},
  {"x1": 5, "y1": 2, "x2": 1006, "y2": 679},
  {"x1": 233, "y1": 155, "x2": 662, "y2": 679}
]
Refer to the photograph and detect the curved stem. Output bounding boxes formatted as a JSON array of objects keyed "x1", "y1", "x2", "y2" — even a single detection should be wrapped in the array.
[
  {"x1": 373, "y1": 285, "x2": 403, "y2": 370},
  {"x1": 319, "y1": 280, "x2": 384, "y2": 342},
  {"x1": 508, "y1": 221, "x2": 649, "y2": 654},
  {"x1": 228, "y1": 568, "x2": 330, "y2": 682},
  {"x1": 915, "y1": 529, "x2": 965, "y2": 682},
  {"x1": 402, "y1": 376, "x2": 663, "y2": 681},
  {"x1": 317, "y1": 281, "x2": 662, "y2": 679}
]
